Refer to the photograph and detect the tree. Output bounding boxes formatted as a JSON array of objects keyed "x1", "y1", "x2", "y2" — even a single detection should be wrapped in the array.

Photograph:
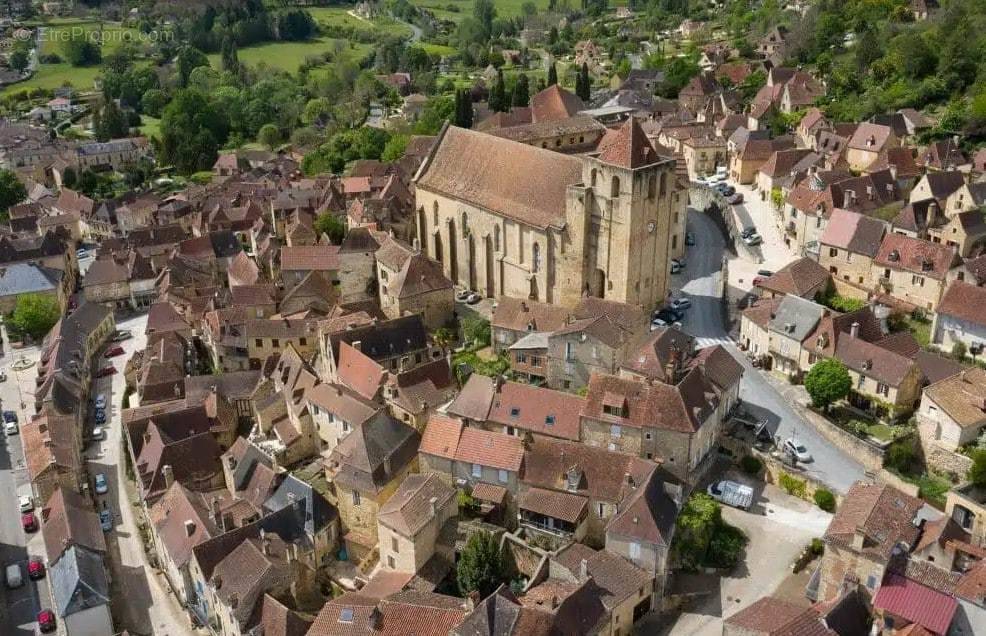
[
  {"x1": 141, "y1": 89, "x2": 169, "y2": 118},
  {"x1": 176, "y1": 46, "x2": 210, "y2": 88},
  {"x1": 803, "y1": 358, "x2": 851, "y2": 412},
  {"x1": 454, "y1": 89, "x2": 474, "y2": 128},
  {"x1": 220, "y1": 36, "x2": 240, "y2": 73},
  {"x1": 489, "y1": 68, "x2": 509, "y2": 113},
  {"x1": 457, "y1": 530, "x2": 506, "y2": 599},
  {"x1": 160, "y1": 89, "x2": 229, "y2": 175},
  {"x1": 9, "y1": 49, "x2": 29, "y2": 73},
  {"x1": 61, "y1": 166, "x2": 77, "y2": 189},
  {"x1": 63, "y1": 36, "x2": 101, "y2": 66},
  {"x1": 381, "y1": 133, "x2": 409, "y2": 161},
  {"x1": 969, "y1": 450, "x2": 986, "y2": 488},
  {"x1": 473, "y1": 0, "x2": 496, "y2": 41},
  {"x1": 0, "y1": 169, "x2": 27, "y2": 218},
  {"x1": 94, "y1": 99, "x2": 128, "y2": 142},
  {"x1": 314, "y1": 213, "x2": 346, "y2": 244},
  {"x1": 512, "y1": 74, "x2": 530, "y2": 107},
  {"x1": 672, "y1": 493, "x2": 720, "y2": 571},
  {"x1": 521, "y1": 1, "x2": 537, "y2": 16},
  {"x1": 257, "y1": 124, "x2": 280, "y2": 150},
  {"x1": 9, "y1": 293, "x2": 60, "y2": 341},
  {"x1": 576, "y1": 62, "x2": 591, "y2": 101},
  {"x1": 547, "y1": 62, "x2": 558, "y2": 86},
  {"x1": 122, "y1": 157, "x2": 155, "y2": 189}
]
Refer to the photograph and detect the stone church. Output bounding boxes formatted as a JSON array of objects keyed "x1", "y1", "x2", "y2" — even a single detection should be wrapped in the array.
[{"x1": 413, "y1": 117, "x2": 687, "y2": 309}]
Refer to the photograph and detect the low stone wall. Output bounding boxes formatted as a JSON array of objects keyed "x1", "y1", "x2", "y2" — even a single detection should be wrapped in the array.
[
  {"x1": 830, "y1": 277, "x2": 872, "y2": 301},
  {"x1": 922, "y1": 441, "x2": 974, "y2": 480},
  {"x1": 872, "y1": 468, "x2": 920, "y2": 498},
  {"x1": 799, "y1": 403, "x2": 886, "y2": 473},
  {"x1": 757, "y1": 450, "x2": 845, "y2": 507}
]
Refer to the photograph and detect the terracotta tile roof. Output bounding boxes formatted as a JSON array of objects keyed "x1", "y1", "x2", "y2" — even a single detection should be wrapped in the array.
[
  {"x1": 471, "y1": 482, "x2": 508, "y2": 505},
  {"x1": 914, "y1": 350, "x2": 964, "y2": 385},
  {"x1": 621, "y1": 326, "x2": 695, "y2": 381},
  {"x1": 820, "y1": 209, "x2": 887, "y2": 257},
  {"x1": 596, "y1": 117, "x2": 662, "y2": 169},
  {"x1": 689, "y1": 344, "x2": 744, "y2": 393},
  {"x1": 518, "y1": 487, "x2": 587, "y2": 523},
  {"x1": 874, "y1": 233, "x2": 956, "y2": 280},
  {"x1": 455, "y1": 426, "x2": 524, "y2": 472},
  {"x1": 416, "y1": 125, "x2": 583, "y2": 231},
  {"x1": 487, "y1": 381, "x2": 585, "y2": 441},
  {"x1": 759, "y1": 148, "x2": 815, "y2": 178},
  {"x1": 848, "y1": 122, "x2": 895, "y2": 152},
  {"x1": 305, "y1": 383, "x2": 381, "y2": 427},
  {"x1": 446, "y1": 374, "x2": 495, "y2": 422},
  {"x1": 378, "y1": 473, "x2": 456, "y2": 537},
  {"x1": 835, "y1": 335, "x2": 917, "y2": 387},
  {"x1": 758, "y1": 257, "x2": 829, "y2": 297},
  {"x1": 530, "y1": 84, "x2": 584, "y2": 122},
  {"x1": 955, "y1": 559, "x2": 986, "y2": 604},
  {"x1": 605, "y1": 469, "x2": 679, "y2": 546},
  {"x1": 922, "y1": 368, "x2": 986, "y2": 429},
  {"x1": 742, "y1": 297, "x2": 783, "y2": 329},
  {"x1": 375, "y1": 592, "x2": 467, "y2": 636},
  {"x1": 148, "y1": 481, "x2": 219, "y2": 569},
  {"x1": 724, "y1": 596, "x2": 835, "y2": 635},
  {"x1": 583, "y1": 371, "x2": 716, "y2": 434},
  {"x1": 307, "y1": 592, "x2": 380, "y2": 636},
  {"x1": 259, "y1": 594, "x2": 312, "y2": 636},
  {"x1": 489, "y1": 115, "x2": 605, "y2": 144},
  {"x1": 492, "y1": 297, "x2": 571, "y2": 333},
  {"x1": 418, "y1": 414, "x2": 464, "y2": 459},
  {"x1": 281, "y1": 245, "x2": 339, "y2": 271},
  {"x1": 42, "y1": 487, "x2": 106, "y2": 563},
  {"x1": 938, "y1": 281, "x2": 986, "y2": 327},
  {"x1": 873, "y1": 574, "x2": 957, "y2": 635},
  {"x1": 823, "y1": 482, "x2": 921, "y2": 562},
  {"x1": 553, "y1": 544, "x2": 652, "y2": 610},
  {"x1": 22, "y1": 413, "x2": 77, "y2": 483},
  {"x1": 389, "y1": 251, "x2": 452, "y2": 299},
  {"x1": 335, "y1": 341, "x2": 386, "y2": 401}
]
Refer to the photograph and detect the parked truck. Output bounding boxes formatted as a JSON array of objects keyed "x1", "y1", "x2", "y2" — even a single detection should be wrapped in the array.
[{"x1": 707, "y1": 480, "x2": 754, "y2": 510}]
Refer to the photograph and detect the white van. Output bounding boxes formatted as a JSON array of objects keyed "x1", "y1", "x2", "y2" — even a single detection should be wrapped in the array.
[{"x1": 5, "y1": 563, "x2": 23, "y2": 588}]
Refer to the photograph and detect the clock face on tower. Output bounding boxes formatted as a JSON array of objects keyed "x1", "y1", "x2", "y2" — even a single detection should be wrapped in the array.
[{"x1": 647, "y1": 221, "x2": 656, "y2": 233}]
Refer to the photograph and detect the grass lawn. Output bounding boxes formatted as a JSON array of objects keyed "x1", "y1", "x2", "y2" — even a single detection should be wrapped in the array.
[
  {"x1": 139, "y1": 115, "x2": 160, "y2": 139},
  {"x1": 411, "y1": 0, "x2": 554, "y2": 22},
  {"x1": 916, "y1": 473, "x2": 951, "y2": 509},
  {"x1": 207, "y1": 38, "x2": 372, "y2": 74},
  {"x1": 308, "y1": 7, "x2": 412, "y2": 38},
  {"x1": 901, "y1": 314, "x2": 932, "y2": 347},
  {"x1": 40, "y1": 21, "x2": 142, "y2": 57},
  {"x1": 414, "y1": 41, "x2": 458, "y2": 57},
  {"x1": 865, "y1": 423, "x2": 898, "y2": 442}
]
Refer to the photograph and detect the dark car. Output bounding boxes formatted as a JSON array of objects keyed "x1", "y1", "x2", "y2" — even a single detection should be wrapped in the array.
[
  {"x1": 28, "y1": 557, "x2": 45, "y2": 580},
  {"x1": 740, "y1": 226, "x2": 757, "y2": 239},
  {"x1": 21, "y1": 512, "x2": 38, "y2": 533},
  {"x1": 727, "y1": 192, "x2": 744, "y2": 204},
  {"x1": 103, "y1": 346, "x2": 125, "y2": 358},
  {"x1": 38, "y1": 609, "x2": 56, "y2": 633},
  {"x1": 721, "y1": 185, "x2": 736, "y2": 196},
  {"x1": 95, "y1": 366, "x2": 117, "y2": 378},
  {"x1": 654, "y1": 308, "x2": 684, "y2": 323},
  {"x1": 3, "y1": 410, "x2": 17, "y2": 424}
]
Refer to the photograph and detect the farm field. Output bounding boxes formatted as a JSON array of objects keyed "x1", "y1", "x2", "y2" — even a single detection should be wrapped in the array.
[
  {"x1": 308, "y1": 7, "x2": 412, "y2": 38},
  {"x1": 207, "y1": 38, "x2": 373, "y2": 74},
  {"x1": 411, "y1": 0, "x2": 553, "y2": 22}
]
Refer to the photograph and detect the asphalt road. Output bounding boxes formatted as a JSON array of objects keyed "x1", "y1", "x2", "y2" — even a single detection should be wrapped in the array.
[
  {"x1": 0, "y1": 327, "x2": 53, "y2": 635},
  {"x1": 674, "y1": 209, "x2": 866, "y2": 494}
]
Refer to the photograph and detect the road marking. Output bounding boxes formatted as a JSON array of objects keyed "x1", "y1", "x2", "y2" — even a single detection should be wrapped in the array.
[{"x1": 694, "y1": 336, "x2": 733, "y2": 348}]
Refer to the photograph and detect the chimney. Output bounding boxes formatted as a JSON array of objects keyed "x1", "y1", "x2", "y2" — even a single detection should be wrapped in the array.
[
  {"x1": 850, "y1": 321, "x2": 859, "y2": 339},
  {"x1": 579, "y1": 558, "x2": 589, "y2": 581},
  {"x1": 162, "y1": 464, "x2": 174, "y2": 489},
  {"x1": 866, "y1": 185, "x2": 874, "y2": 200},
  {"x1": 184, "y1": 520, "x2": 196, "y2": 537},
  {"x1": 260, "y1": 529, "x2": 270, "y2": 555},
  {"x1": 429, "y1": 496, "x2": 438, "y2": 517},
  {"x1": 352, "y1": 340, "x2": 362, "y2": 352}
]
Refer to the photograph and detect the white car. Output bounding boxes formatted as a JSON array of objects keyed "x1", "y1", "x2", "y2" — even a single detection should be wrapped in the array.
[
  {"x1": 742, "y1": 232, "x2": 763, "y2": 247},
  {"x1": 783, "y1": 438, "x2": 813, "y2": 463},
  {"x1": 4, "y1": 421, "x2": 17, "y2": 436},
  {"x1": 650, "y1": 318, "x2": 683, "y2": 330},
  {"x1": 91, "y1": 427, "x2": 105, "y2": 441},
  {"x1": 670, "y1": 298, "x2": 692, "y2": 311},
  {"x1": 94, "y1": 394, "x2": 107, "y2": 410},
  {"x1": 94, "y1": 473, "x2": 109, "y2": 495},
  {"x1": 18, "y1": 496, "x2": 33, "y2": 513}
]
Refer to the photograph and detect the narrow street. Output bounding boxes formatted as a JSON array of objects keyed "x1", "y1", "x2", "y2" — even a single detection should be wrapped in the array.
[{"x1": 674, "y1": 209, "x2": 866, "y2": 494}]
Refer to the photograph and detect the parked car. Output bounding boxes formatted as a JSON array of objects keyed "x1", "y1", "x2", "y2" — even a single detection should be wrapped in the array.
[
  {"x1": 94, "y1": 473, "x2": 109, "y2": 495},
  {"x1": 465, "y1": 292, "x2": 481, "y2": 304},
  {"x1": 95, "y1": 366, "x2": 117, "y2": 378},
  {"x1": 4, "y1": 421, "x2": 16, "y2": 436},
  {"x1": 21, "y1": 512, "x2": 38, "y2": 533},
  {"x1": 3, "y1": 410, "x2": 18, "y2": 424},
  {"x1": 707, "y1": 480, "x2": 754, "y2": 510},
  {"x1": 91, "y1": 427, "x2": 105, "y2": 441},
  {"x1": 27, "y1": 557, "x2": 45, "y2": 580},
  {"x1": 94, "y1": 394, "x2": 107, "y2": 410},
  {"x1": 783, "y1": 438, "x2": 813, "y2": 463},
  {"x1": 103, "y1": 346, "x2": 125, "y2": 358},
  {"x1": 18, "y1": 496, "x2": 33, "y2": 513},
  {"x1": 99, "y1": 509, "x2": 113, "y2": 532},
  {"x1": 454, "y1": 289, "x2": 473, "y2": 302},
  {"x1": 757, "y1": 269, "x2": 774, "y2": 277},
  {"x1": 742, "y1": 232, "x2": 763, "y2": 246},
  {"x1": 38, "y1": 609, "x2": 56, "y2": 633},
  {"x1": 5, "y1": 563, "x2": 22, "y2": 588},
  {"x1": 94, "y1": 410, "x2": 106, "y2": 425},
  {"x1": 685, "y1": 232, "x2": 696, "y2": 246},
  {"x1": 728, "y1": 192, "x2": 744, "y2": 205},
  {"x1": 740, "y1": 226, "x2": 757, "y2": 239},
  {"x1": 654, "y1": 308, "x2": 684, "y2": 322},
  {"x1": 0, "y1": 370, "x2": 6, "y2": 382},
  {"x1": 670, "y1": 298, "x2": 692, "y2": 311},
  {"x1": 670, "y1": 258, "x2": 686, "y2": 274},
  {"x1": 721, "y1": 185, "x2": 736, "y2": 197},
  {"x1": 650, "y1": 317, "x2": 683, "y2": 330},
  {"x1": 110, "y1": 330, "x2": 132, "y2": 342},
  {"x1": 75, "y1": 248, "x2": 88, "y2": 258}
]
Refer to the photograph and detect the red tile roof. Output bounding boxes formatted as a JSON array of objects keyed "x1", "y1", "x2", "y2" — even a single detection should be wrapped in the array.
[
  {"x1": 874, "y1": 233, "x2": 956, "y2": 280},
  {"x1": 530, "y1": 84, "x2": 584, "y2": 122},
  {"x1": 518, "y1": 487, "x2": 588, "y2": 524},
  {"x1": 280, "y1": 245, "x2": 339, "y2": 271},
  {"x1": 455, "y1": 426, "x2": 524, "y2": 472},
  {"x1": 937, "y1": 280, "x2": 986, "y2": 327},
  {"x1": 487, "y1": 381, "x2": 584, "y2": 441},
  {"x1": 335, "y1": 341, "x2": 386, "y2": 401},
  {"x1": 724, "y1": 596, "x2": 835, "y2": 635},
  {"x1": 418, "y1": 414, "x2": 464, "y2": 459},
  {"x1": 872, "y1": 575, "x2": 957, "y2": 635}
]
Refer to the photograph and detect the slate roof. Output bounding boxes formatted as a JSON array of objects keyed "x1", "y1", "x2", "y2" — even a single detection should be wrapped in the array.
[
  {"x1": 378, "y1": 473, "x2": 456, "y2": 537},
  {"x1": 49, "y1": 545, "x2": 110, "y2": 618},
  {"x1": 329, "y1": 414, "x2": 420, "y2": 495},
  {"x1": 329, "y1": 315, "x2": 428, "y2": 363},
  {"x1": 0, "y1": 262, "x2": 61, "y2": 297},
  {"x1": 416, "y1": 125, "x2": 582, "y2": 231},
  {"x1": 264, "y1": 474, "x2": 337, "y2": 537},
  {"x1": 768, "y1": 295, "x2": 826, "y2": 342}
]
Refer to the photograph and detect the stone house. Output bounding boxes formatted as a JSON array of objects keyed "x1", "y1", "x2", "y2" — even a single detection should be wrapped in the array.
[
  {"x1": 488, "y1": 116, "x2": 608, "y2": 154},
  {"x1": 581, "y1": 371, "x2": 721, "y2": 482},
  {"x1": 817, "y1": 482, "x2": 923, "y2": 601},
  {"x1": 738, "y1": 297, "x2": 780, "y2": 359},
  {"x1": 376, "y1": 473, "x2": 457, "y2": 574},
  {"x1": 325, "y1": 414, "x2": 420, "y2": 561},
  {"x1": 729, "y1": 135, "x2": 795, "y2": 185},
  {"x1": 835, "y1": 331, "x2": 923, "y2": 419},
  {"x1": 946, "y1": 485, "x2": 986, "y2": 546},
  {"x1": 414, "y1": 119, "x2": 684, "y2": 309},
  {"x1": 375, "y1": 236, "x2": 453, "y2": 330},
  {"x1": 724, "y1": 596, "x2": 838, "y2": 636},
  {"x1": 243, "y1": 319, "x2": 319, "y2": 371},
  {"x1": 917, "y1": 368, "x2": 986, "y2": 454},
  {"x1": 872, "y1": 233, "x2": 957, "y2": 311},
  {"x1": 279, "y1": 245, "x2": 339, "y2": 289},
  {"x1": 908, "y1": 172, "x2": 979, "y2": 215},
  {"x1": 21, "y1": 412, "x2": 81, "y2": 507},
  {"x1": 818, "y1": 209, "x2": 887, "y2": 289},
  {"x1": 933, "y1": 281, "x2": 986, "y2": 355},
  {"x1": 335, "y1": 227, "x2": 381, "y2": 303},
  {"x1": 492, "y1": 297, "x2": 571, "y2": 353},
  {"x1": 320, "y1": 314, "x2": 435, "y2": 381},
  {"x1": 846, "y1": 123, "x2": 898, "y2": 172},
  {"x1": 543, "y1": 315, "x2": 638, "y2": 391},
  {"x1": 756, "y1": 256, "x2": 830, "y2": 300},
  {"x1": 304, "y1": 382, "x2": 383, "y2": 457},
  {"x1": 679, "y1": 134, "x2": 726, "y2": 180},
  {"x1": 0, "y1": 262, "x2": 66, "y2": 314},
  {"x1": 754, "y1": 148, "x2": 820, "y2": 202}
]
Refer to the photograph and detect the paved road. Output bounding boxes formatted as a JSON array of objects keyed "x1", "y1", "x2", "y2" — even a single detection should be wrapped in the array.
[
  {"x1": 0, "y1": 328, "x2": 53, "y2": 635},
  {"x1": 674, "y1": 209, "x2": 866, "y2": 494}
]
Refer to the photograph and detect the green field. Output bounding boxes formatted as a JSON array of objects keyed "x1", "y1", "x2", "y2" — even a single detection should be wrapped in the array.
[
  {"x1": 207, "y1": 37, "x2": 373, "y2": 74},
  {"x1": 139, "y1": 115, "x2": 161, "y2": 139},
  {"x1": 308, "y1": 7, "x2": 412, "y2": 38},
  {"x1": 412, "y1": 0, "x2": 554, "y2": 22},
  {"x1": 414, "y1": 41, "x2": 458, "y2": 57},
  {"x1": 2, "y1": 20, "x2": 143, "y2": 96}
]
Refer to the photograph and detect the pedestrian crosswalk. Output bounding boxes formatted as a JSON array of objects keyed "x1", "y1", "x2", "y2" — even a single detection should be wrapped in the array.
[{"x1": 693, "y1": 335, "x2": 734, "y2": 348}]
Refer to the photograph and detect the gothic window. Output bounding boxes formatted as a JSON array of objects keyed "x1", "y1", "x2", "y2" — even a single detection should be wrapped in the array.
[
  {"x1": 647, "y1": 175, "x2": 657, "y2": 200},
  {"x1": 432, "y1": 201, "x2": 439, "y2": 226},
  {"x1": 590, "y1": 169, "x2": 597, "y2": 187},
  {"x1": 494, "y1": 225, "x2": 500, "y2": 252},
  {"x1": 611, "y1": 176, "x2": 620, "y2": 198},
  {"x1": 532, "y1": 242, "x2": 541, "y2": 273},
  {"x1": 660, "y1": 172, "x2": 668, "y2": 197}
]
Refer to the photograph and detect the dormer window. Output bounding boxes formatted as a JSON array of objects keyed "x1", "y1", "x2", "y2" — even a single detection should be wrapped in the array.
[
  {"x1": 545, "y1": 415, "x2": 555, "y2": 426},
  {"x1": 510, "y1": 407, "x2": 520, "y2": 418}
]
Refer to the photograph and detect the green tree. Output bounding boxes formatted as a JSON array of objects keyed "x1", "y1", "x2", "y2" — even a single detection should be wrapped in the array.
[
  {"x1": 804, "y1": 358, "x2": 851, "y2": 412},
  {"x1": 63, "y1": 36, "x2": 101, "y2": 66},
  {"x1": 257, "y1": 123, "x2": 280, "y2": 150},
  {"x1": 9, "y1": 49, "x2": 29, "y2": 73},
  {"x1": 512, "y1": 74, "x2": 530, "y2": 108},
  {"x1": 0, "y1": 169, "x2": 27, "y2": 218},
  {"x1": 576, "y1": 63, "x2": 591, "y2": 101},
  {"x1": 160, "y1": 89, "x2": 229, "y2": 175},
  {"x1": 457, "y1": 530, "x2": 506, "y2": 599},
  {"x1": 413, "y1": 95, "x2": 455, "y2": 135},
  {"x1": 94, "y1": 99, "x2": 128, "y2": 142},
  {"x1": 220, "y1": 36, "x2": 239, "y2": 73},
  {"x1": 547, "y1": 62, "x2": 558, "y2": 86},
  {"x1": 814, "y1": 489, "x2": 836, "y2": 512},
  {"x1": 473, "y1": 0, "x2": 496, "y2": 41},
  {"x1": 176, "y1": 46, "x2": 210, "y2": 88},
  {"x1": 314, "y1": 212, "x2": 346, "y2": 244},
  {"x1": 488, "y1": 68, "x2": 509, "y2": 113},
  {"x1": 672, "y1": 493, "x2": 721, "y2": 571},
  {"x1": 10, "y1": 293, "x2": 60, "y2": 341},
  {"x1": 969, "y1": 450, "x2": 986, "y2": 488},
  {"x1": 301, "y1": 97, "x2": 332, "y2": 126},
  {"x1": 141, "y1": 89, "x2": 169, "y2": 118},
  {"x1": 382, "y1": 134, "x2": 410, "y2": 161}
]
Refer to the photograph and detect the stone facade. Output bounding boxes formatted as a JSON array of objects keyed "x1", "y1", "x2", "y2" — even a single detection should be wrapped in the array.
[
  {"x1": 335, "y1": 458, "x2": 418, "y2": 558},
  {"x1": 818, "y1": 542, "x2": 888, "y2": 601},
  {"x1": 872, "y1": 261, "x2": 948, "y2": 311},
  {"x1": 819, "y1": 245, "x2": 875, "y2": 288}
]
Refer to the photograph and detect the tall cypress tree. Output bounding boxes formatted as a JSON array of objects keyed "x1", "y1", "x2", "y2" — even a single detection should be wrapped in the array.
[
  {"x1": 577, "y1": 62, "x2": 591, "y2": 101},
  {"x1": 512, "y1": 74, "x2": 530, "y2": 107},
  {"x1": 220, "y1": 36, "x2": 239, "y2": 74},
  {"x1": 547, "y1": 62, "x2": 558, "y2": 86},
  {"x1": 490, "y1": 68, "x2": 509, "y2": 112}
]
